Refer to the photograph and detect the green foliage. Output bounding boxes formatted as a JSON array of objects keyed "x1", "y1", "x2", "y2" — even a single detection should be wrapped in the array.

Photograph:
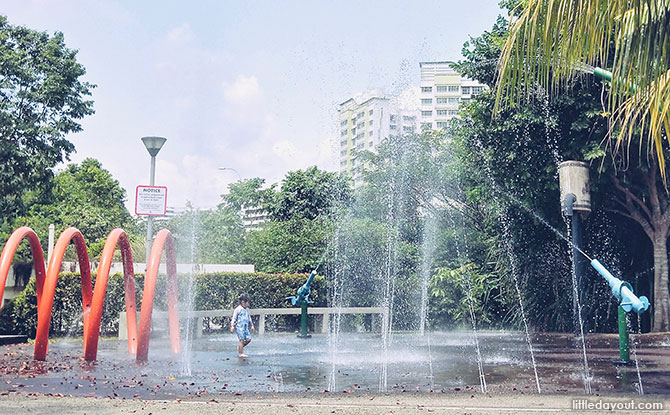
[
  {"x1": 243, "y1": 217, "x2": 333, "y2": 273},
  {"x1": 0, "y1": 16, "x2": 94, "y2": 225},
  {"x1": 219, "y1": 178, "x2": 275, "y2": 213},
  {"x1": 429, "y1": 264, "x2": 502, "y2": 328},
  {"x1": 267, "y1": 166, "x2": 352, "y2": 222},
  {"x1": 18, "y1": 158, "x2": 134, "y2": 258},
  {"x1": 164, "y1": 204, "x2": 245, "y2": 264}
]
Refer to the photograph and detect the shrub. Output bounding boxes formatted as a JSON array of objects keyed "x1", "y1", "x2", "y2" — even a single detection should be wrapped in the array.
[{"x1": 0, "y1": 271, "x2": 325, "y2": 337}]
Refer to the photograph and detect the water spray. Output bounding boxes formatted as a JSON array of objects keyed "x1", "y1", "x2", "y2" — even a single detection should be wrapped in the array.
[{"x1": 559, "y1": 161, "x2": 649, "y2": 367}]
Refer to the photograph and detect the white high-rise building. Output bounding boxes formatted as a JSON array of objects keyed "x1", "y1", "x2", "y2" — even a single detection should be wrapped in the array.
[
  {"x1": 419, "y1": 61, "x2": 485, "y2": 130},
  {"x1": 337, "y1": 93, "x2": 418, "y2": 187}
]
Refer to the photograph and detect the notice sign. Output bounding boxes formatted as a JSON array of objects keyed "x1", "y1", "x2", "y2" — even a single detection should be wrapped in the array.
[{"x1": 135, "y1": 185, "x2": 167, "y2": 216}]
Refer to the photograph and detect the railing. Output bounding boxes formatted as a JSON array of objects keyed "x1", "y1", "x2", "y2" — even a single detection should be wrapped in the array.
[{"x1": 119, "y1": 306, "x2": 389, "y2": 338}]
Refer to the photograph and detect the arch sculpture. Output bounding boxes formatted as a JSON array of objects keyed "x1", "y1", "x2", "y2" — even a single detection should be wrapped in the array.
[{"x1": 0, "y1": 226, "x2": 181, "y2": 362}]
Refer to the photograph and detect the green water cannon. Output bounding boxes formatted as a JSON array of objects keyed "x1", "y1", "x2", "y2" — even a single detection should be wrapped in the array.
[
  {"x1": 287, "y1": 270, "x2": 317, "y2": 338},
  {"x1": 593, "y1": 67, "x2": 613, "y2": 83}
]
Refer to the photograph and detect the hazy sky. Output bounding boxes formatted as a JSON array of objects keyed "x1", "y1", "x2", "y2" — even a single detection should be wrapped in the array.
[{"x1": 3, "y1": 0, "x2": 504, "y2": 211}]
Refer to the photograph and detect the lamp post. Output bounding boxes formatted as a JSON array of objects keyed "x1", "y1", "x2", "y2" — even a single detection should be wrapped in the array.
[{"x1": 141, "y1": 136, "x2": 167, "y2": 265}]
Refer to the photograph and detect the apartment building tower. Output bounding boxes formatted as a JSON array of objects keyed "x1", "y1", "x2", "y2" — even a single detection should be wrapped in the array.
[
  {"x1": 338, "y1": 93, "x2": 418, "y2": 187},
  {"x1": 419, "y1": 61, "x2": 485, "y2": 130}
]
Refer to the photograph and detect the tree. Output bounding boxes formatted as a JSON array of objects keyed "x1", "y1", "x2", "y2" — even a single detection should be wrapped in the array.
[
  {"x1": 496, "y1": 0, "x2": 670, "y2": 173},
  {"x1": 164, "y1": 203, "x2": 245, "y2": 264},
  {"x1": 0, "y1": 16, "x2": 95, "y2": 224},
  {"x1": 494, "y1": 0, "x2": 670, "y2": 331},
  {"x1": 218, "y1": 178, "x2": 274, "y2": 213},
  {"x1": 22, "y1": 158, "x2": 134, "y2": 257},
  {"x1": 267, "y1": 166, "x2": 352, "y2": 221},
  {"x1": 243, "y1": 217, "x2": 332, "y2": 273},
  {"x1": 449, "y1": 15, "x2": 652, "y2": 332}
]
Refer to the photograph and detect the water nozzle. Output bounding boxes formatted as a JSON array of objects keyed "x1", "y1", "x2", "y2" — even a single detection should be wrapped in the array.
[
  {"x1": 590, "y1": 259, "x2": 649, "y2": 314},
  {"x1": 562, "y1": 193, "x2": 576, "y2": 217}
]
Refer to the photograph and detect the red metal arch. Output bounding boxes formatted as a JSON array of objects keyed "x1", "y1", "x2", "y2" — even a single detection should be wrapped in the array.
[
  {"x1": 0, "y1": 226, "x2": 181, "y2": 362},
  {"x1": 0, "y1": 227, "x2": 46, "y2": 311},
  {"x1": 84, "y1": 228, "x2": 138, "y2": 361},
  {"x1": 34, "y1": 227, "x2": 93, "y2": 360},
  {"x1": 136, "y1": 228, "x2": 181, "y2": 361}
]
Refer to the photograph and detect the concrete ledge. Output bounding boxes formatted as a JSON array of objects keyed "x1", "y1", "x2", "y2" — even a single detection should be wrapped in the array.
[{"x1": 119, "y1": 307, "x2": 389, "y2": 339}]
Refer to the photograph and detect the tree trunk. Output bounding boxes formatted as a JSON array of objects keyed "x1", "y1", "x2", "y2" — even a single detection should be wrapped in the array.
[{"x1": 652, "y1": 232, "x2": 670, "y2": 331}]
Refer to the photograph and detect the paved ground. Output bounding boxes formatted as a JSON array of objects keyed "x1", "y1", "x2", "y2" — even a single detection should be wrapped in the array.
[{"x1": 1, "y1": 392, "x2": 669, "y2": 414}]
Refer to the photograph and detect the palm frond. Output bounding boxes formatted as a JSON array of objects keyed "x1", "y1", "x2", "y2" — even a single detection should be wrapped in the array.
[{"x1": 495, "y1": 0, "x2": 670, "y2": 173}]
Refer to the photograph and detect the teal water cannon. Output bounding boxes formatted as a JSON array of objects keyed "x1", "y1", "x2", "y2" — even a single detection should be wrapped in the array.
[
  {"x1": 287, "y1": 270, "x2": 317, "y2": 338},
  {"x1": 590, "y1": 259, "x2": 649, "y2": 313},
  {"x1": 287, "y1": 270, "x2": 317, "y2": 306}
]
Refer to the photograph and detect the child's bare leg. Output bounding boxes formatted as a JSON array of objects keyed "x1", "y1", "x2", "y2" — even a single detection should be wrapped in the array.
[{"x1": 238, "y1": 340, "x2": 244, "y2": 355}]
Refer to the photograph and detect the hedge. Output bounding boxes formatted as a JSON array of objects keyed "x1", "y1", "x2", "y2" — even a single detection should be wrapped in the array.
[{"x1": 0, "y1": 272, "x2": 326, "y2": 337}]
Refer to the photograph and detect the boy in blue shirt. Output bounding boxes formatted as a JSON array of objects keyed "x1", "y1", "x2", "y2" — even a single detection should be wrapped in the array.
[{"x1": 230, "y1": 293, "x2": 255, "y2": 358}]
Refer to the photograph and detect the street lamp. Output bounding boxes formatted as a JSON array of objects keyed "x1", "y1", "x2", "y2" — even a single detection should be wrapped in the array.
[{"x1": 141, "y1": 136, "x2": 167, "y2": 264}]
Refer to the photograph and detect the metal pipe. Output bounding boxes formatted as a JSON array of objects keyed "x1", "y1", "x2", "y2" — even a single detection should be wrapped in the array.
[{"x1": 145, "y1": 155, "x2": 156, "y2": 265}]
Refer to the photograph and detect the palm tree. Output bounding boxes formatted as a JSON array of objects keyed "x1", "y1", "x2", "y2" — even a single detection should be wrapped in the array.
[
  {"x1": 496, "y1": 0, "x2": 669, "y2": 169},
  {"x1": 495, "y1": 0, "x2": 670, "y2": 331}
]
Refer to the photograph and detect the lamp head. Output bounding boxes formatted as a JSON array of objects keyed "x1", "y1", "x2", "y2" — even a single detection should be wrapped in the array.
[{"x1": 141, "y1": 136, "x2": 167, "y2": 157}]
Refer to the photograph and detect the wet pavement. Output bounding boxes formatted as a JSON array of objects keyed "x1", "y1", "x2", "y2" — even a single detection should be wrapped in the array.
[{"x1": 1, "y1": 331, "x2": 669, "y2": 399}]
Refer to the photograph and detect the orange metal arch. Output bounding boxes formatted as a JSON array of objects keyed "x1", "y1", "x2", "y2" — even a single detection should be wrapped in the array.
[
  {"x1": 1, "y1": 226, "x2": 181, "y2": 362},
  {"x1": 136, "y1": 229, "x2": 181, "y2": 361},
  {"x1": 83, "y1": 228, "x2": 138, "y2": 361},
  {"x1": 34, "y1": 227, "x2": 93, "y2": 361},
  {"x1": 0, "y1": 227, "x2": 46, "y2": 310}
]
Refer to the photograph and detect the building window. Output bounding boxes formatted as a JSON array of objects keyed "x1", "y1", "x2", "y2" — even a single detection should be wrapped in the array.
[
  {"x1": 461, "y1": 98, "x2": 471, "y2": 104},
  {"x1": 472, "y1": 86, "x2": 483, "y2": 95},
  {"x1": 461, "y1": 86, "x2": 471, "y2": 94},
  {"x1": 390, "y1": 114, "x2": 396, "y2": 122},
  {"x1": 340, "y1": 120, "x2": 348, "y2": 126},
  {"x1": 448, "y1": 86, "x2": 459, "y2": 92},
  {"x1": 357, "y1": 111, "x2": 364, "y2": 118},
  {"x1": 369, "y1": 142, "x2": 374, "y2": 147},
  {"x1": 340, "y1": 160, "x2": 347, "y2": 167},
  {"x1": 421, "y1": 122, "x2": 432, "y2": 130},
  {"x1": 436, "y1": 122, "x2": 448, "y2": 129},
  {"x1": 421, "y1": 110, "x2": 432, "y2": 117},
  {"x1": 421, "y1": 98, "x2": 432, "y2": 105},
  {"x1": 421, "y1": 86, "x2": 432, "y2": 93},
  {"x1": 369, "y1": 130, "x2": 374, "y2": 136},
  {"x1": 448, "y1": 110, "x2": 458, "y2": 115},
  {"x1": 340, "y1": 150, "x2": 347, "y2": 157},
  {"x1": 436, "y1": 109, "x2": 448, "y2": 116},
  {"x1": 436, "y1": 97, "x2": 448, "y2": 104},
  {"x1": 341, "y1": 129, "x2": 347, "y2": 136},
  {"x1": 436, "y1": 85, "x2": 448, "y2": 92},
  {"x1": 369, "y1": 109, "x2": 373, "y2": 115},
  {"x1": 340, "y1": 139, "x2": 347, "y2": 147},
  {"x1": 403, "y1": 115, "x2": 415, "y2": 121},
  {"x1": 390, "y1": 125, "x2": 397, "y2": 130},
  {"x1": 448, "y1": 97, "x2": 459, "y2": 104},
  {"x1": 403, "y1": 126, "x2": 413, "y2": 132},
  {"x1": 369, "y1": 120, "x2": 373, "y2": 126}
]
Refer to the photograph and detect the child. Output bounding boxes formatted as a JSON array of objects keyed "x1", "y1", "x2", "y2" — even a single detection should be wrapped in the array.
[{"x1": 230, "y1": 293, "x2": 255, "y2": 358}]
